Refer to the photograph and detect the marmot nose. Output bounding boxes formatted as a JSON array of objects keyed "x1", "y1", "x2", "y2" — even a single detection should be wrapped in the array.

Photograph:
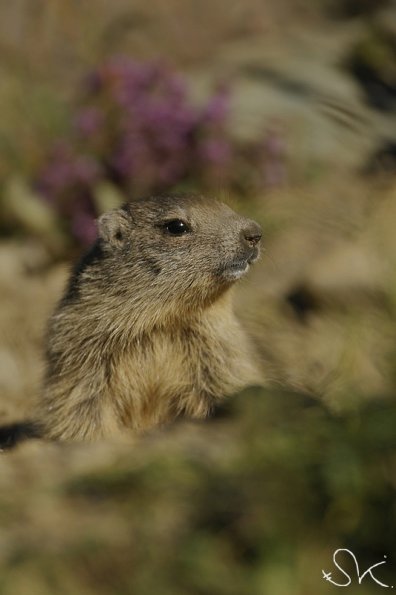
[{"x1": 241, "y1": 220, "x2": 262, "y2": 247}]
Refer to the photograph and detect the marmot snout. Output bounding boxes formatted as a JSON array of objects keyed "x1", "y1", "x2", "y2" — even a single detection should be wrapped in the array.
[{"x1": 5, "y1": 194, "x2": 263, "y2": 445}]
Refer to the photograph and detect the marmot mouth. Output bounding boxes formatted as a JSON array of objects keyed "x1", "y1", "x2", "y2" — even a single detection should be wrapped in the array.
[
  {"x1": 227, "y1": 263, "x2": 250, "y2": 279},
  {"x1": 219, "y1": 248, "x2": 259, "y2": 281},
  {"x1": 247, "y1": 250, "x2": 259, "y2": 265},
  {"x1": 220, "y1": 260, "x2": 250, "y2": 281}
]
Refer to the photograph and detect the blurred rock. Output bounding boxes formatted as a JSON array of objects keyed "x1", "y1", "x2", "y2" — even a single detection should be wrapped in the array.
[
  {"x1": 365, "y1": 139, "x2": 396, "y2": 174},
  {"x1": 1, "y1": 177, "x2": 68, "y2": 255},
  {"x1": 347, "y1": 25, "x2": 396, "y2": 112},
  {"x1": 296, "y1": 241, "x2": 387, "y2": 309},
  {"x1": 191, "y1": 25, "x2": 387, "y2": 172},
  {"x1": 328, "y1": 0, "x2": 391, "y2": 19}
]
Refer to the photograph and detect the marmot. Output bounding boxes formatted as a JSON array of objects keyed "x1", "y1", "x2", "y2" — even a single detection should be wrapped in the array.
[{"x1": 1, "y1": 193, "x2": 262, "y2": 446}]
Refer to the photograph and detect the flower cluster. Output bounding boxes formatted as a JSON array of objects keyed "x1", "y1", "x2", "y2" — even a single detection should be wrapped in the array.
[
  {"x1": 36, "y1": 57, "x2": 286, "y2": 244},
  {"x1": 36, "y1": 58, "x2": 233, "y2": 243}
]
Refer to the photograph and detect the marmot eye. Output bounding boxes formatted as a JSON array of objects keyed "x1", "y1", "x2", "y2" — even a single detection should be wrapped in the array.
[{"x1": 164, "y1": 219, "x2": 190, "y2": 235}]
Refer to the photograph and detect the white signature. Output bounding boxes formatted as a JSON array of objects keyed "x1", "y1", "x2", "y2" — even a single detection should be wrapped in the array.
[{"x1": 322, "y1": 549, "x2": 392, "y2": 588}]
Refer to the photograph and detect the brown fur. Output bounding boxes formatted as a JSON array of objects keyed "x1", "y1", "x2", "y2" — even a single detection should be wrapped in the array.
[{"x1": 35, "y1": 193, "x2": 262, "y2": 441}]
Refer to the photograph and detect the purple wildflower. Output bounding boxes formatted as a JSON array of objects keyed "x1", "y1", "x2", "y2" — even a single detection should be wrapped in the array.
[
  {"x1": 74, "y1": 108, "x2": 104, "y2": 138},
  {"x1": 71, "y1": 206, "x2": 98, "y2": 245},
  {"x1": 34, "y1": 56, "x2": 288, "y2": 245}
]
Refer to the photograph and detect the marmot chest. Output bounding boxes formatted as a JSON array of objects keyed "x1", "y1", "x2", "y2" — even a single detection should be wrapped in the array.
[{"x1": 114, "y1": 328, "x2": 225, "y2": 399}]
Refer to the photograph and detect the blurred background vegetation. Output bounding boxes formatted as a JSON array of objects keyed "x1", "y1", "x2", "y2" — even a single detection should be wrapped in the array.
[{"x1": 1, "y1": 0, "x2": 396, "y2": 593}]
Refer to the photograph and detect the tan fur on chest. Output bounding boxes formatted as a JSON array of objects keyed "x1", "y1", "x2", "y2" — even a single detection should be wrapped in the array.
[
  {"x1": 111, "y1": 332, "x2": 192, "y2": 430},
  {"x1": 105, "y1": 299, "x2": 260, "y2": 435}
]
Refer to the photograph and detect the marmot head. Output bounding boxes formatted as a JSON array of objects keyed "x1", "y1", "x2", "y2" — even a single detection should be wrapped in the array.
[{"x1": 97, "y1": 194, "x2": 262, "y2": 313}]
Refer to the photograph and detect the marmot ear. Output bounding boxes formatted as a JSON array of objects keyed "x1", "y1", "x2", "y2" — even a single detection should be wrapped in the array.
[{"x1": 97, "y1": 209, "x2": 130, "y2": 248}]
